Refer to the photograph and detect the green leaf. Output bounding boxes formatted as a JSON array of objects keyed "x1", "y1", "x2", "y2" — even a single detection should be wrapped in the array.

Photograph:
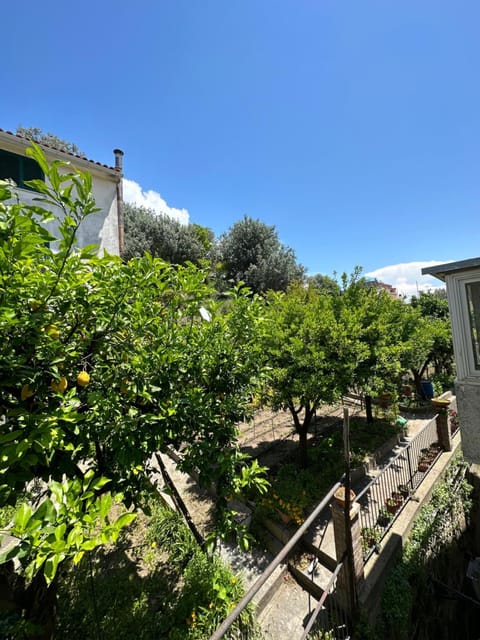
[
  {"x1": 90, "y1": 477, "x2": 111, "y2": 491},
  {"x1": 113, "y1": 512, "x2": 136, "y2": 530},
  {"x1": 43, "y1": 554, "x2": 61, "y2": 584},
  {"x1": 14, "y1": 503, "x2": 32, "y2": 531}
]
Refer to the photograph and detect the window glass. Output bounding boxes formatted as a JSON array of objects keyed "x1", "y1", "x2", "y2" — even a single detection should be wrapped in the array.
[{"x1": 466, "y1": 281, "x2": 480, "y2": 370}]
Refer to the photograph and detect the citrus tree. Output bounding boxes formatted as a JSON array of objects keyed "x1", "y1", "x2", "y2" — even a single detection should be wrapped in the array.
[
  {"x1": 263, "y1": 281, "x2": 367, "y2": 467},
  {"x1": 0, "y1": 146, "x2": 268, "y2": 632}
]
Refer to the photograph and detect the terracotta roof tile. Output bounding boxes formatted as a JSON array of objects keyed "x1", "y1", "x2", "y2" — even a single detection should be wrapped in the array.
[{"x1": 0, "y1": 128, "x2": 117, "y2": 171}]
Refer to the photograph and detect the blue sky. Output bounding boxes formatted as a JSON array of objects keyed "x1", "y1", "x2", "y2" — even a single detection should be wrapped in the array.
[{"x1": 3, "y1": 1, "x2": 480, "y2": 296}]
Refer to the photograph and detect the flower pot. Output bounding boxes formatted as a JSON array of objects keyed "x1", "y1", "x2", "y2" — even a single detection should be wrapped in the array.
[
  {"x1": 277, "y1": 510, "x2": 292, "y2": 525},
  {"x1": 386, "y1": 501, "x2": 399, "y2": 515},
  {"x1": 391, "y1": 492, "x2": 404, "y2": 506},
  {"x1": 377, "y1": 511, "x2": 392, "y2": 527},
  {"x1": 333, "y1": 487, "x2": 356, "y2": 508},
  {"x1": 398, "y1": 484, "x2": 410, "y2": 499}
]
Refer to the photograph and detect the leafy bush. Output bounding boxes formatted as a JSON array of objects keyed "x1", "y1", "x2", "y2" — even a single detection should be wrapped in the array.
[{"x1": 57, "y1": 501, "x2": 263, "y2": 640}]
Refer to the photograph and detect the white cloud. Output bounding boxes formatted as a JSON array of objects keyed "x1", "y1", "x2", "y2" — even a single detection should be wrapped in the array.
[
  {"x1": 366, "y1": 260, "x2": 450, "y2": 299},
  {"x1": 123, "y1": 178, "x2": 189, "y2": 225}
]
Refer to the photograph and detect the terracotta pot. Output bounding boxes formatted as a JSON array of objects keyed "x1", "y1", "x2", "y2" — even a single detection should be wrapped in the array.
[
  {"x1": 277, "y1": 510, "x2": 292, "y2": 525},
  {"x1": 333, "y1": 487, "x2": 356, "y2": 507}
]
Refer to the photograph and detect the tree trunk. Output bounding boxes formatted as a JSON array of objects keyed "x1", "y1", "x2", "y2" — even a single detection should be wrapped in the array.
[
  {"x1": 299, "y1": 429, "x2": 308, "y2": 469},
  {"x1": 412, "y1": 369, "x2": 423, "y2": 398},
  {"x1": 365, "y1": 395, "x2": 373, "y2": 424}
]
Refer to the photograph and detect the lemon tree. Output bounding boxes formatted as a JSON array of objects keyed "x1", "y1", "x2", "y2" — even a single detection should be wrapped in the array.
[{"x1": 0, "y1": 146, "x2": 267, "y2": 632}]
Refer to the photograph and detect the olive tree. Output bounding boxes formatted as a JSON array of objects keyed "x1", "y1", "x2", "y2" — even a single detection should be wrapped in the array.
[
  {"x1": 218, "y1": 215, "x2": 305, "y2": 293},
  {"x1": 123, "y1": 202, "x2": 214, "y2": 265}
]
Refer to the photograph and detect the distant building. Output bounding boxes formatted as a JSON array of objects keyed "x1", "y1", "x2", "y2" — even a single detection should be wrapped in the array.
[
  {"x1": 0, "y1": 128, "x2": 124, "y2": 256},
  {"x1": 364, "y1": 278, "x2": 399, "y2": 299}
]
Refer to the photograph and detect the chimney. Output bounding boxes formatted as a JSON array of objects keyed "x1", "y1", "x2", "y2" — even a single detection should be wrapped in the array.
[{"x1": 113, "y1": 148, "x2": 124, "y2": 173}]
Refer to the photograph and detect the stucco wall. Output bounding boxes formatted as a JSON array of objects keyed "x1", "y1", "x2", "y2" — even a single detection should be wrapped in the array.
[
  {"x1": 14, "y1": 179, "x2": 120, "y2": 256},
  {"x1": 455, "y1": 380, "x2": 480, "y2": 463}
]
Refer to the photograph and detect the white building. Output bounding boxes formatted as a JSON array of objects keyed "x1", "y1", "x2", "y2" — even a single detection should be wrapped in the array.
[
  {"x1": 0, "y1": 128, "x2": 124, "y2": 256},
  {"x1": 423, "y1": 258, "x2": 480, "y2": 463}
]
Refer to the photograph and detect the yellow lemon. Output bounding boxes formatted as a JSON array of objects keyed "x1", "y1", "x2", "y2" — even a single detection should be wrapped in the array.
[
  {"x1": 21, "y1": 384, "x2": 34, "y2": 401},
  {"x1": 46, "y1": 324, "x2": 60, "y2": 339},
  {"x1": 77, "y1": 371, "x2": 90, "y2": 387},
  {"x1": 51, "y1": 377, "x2": 68, "y2": 393}
]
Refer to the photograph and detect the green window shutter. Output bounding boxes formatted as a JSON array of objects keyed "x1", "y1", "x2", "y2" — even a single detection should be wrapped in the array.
[{"x1": 0, "y1": 149, "x2": 44, "y2": 189}]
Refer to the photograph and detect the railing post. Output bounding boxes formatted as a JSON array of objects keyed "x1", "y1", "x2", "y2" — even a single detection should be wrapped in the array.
[
  {"x1": 406, "y1": 444, "x2": 415, "y2": 491},
  {"x1": 331, "y1": 490, "x2": 364, "y2": 613},
  {"x1": 434, "y1": 400, "x2": 452, "y2": 452}
]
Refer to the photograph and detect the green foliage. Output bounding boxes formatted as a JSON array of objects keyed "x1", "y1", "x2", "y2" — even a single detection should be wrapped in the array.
[
  {"x1": 261, "y1": 419, "x2": 397, "y2": 521},
  {"x1": 0, "y1": 145, "x2": 268, "y2": 589},
  {"x1": 410, "y1": 290, "x2": 449, "y2": 319},
  {"x1": 219, "y1": 215, "x2": 305, "y2": 293},
  {"x1": 394, "y1": 298, "x2": 453, "y2": 395},
  {"x1": 307, "y1": 273, "x2": 341, "y2": 296},
  {"x1": 262, "y1": 276, "x2": 403, "y2": 466},
  {"x1": 123, "y1": 202, "x2": 214, "y2": 265},
  {"x1": 146, "y1": 503, "x2": 197, "y2": 568},
  {"x1": 378, "y1": 455, "x2": 472, "y2": 639},
  {"x1": 263, "y1": 282, "x2": 365, "y2": 465},
  {"x1": 56, "y1": 500, "x2": 262, "y2": 640}
]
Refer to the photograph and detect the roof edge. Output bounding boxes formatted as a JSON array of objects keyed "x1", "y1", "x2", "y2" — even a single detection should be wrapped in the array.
[
  {"x1": 0, "y1": 128, "x2": 120, "y2": 177},
  {"x1": 422, "y1": 257, "x2": 480, "y2": 281}
]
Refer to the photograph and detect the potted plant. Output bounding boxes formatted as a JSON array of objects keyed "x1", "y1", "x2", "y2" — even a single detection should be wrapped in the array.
[
  {"x1": 361, "y1": 526, "x2": 382, "y2": 553},
  {"x1": 377, "y1": 508, "x2": 393, "y2": 527},
  {"x1": 386, "y1": 497, "x2": 400, "y2": 515},
  {"x1": 398, "y1": 484, "x2": 411, "y2": 499},
  {"x1": 449, "y1": 409, "x2": 460, "y2": 434},
  {"x1": 418, "y1": 448, "x2": 431, "y2": 472},
  {"x1": 378, "y1": 391, "x2": 393, "y2": 409},
  {"x1": 391, "y1": 491, "x2": 404, "y2": 507}
]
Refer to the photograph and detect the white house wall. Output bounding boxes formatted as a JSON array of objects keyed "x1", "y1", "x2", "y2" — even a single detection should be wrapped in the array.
[
  {"x1": 14, "y1": 178, "x2": 120, "y2": 256},
  {"x1": 0, "y1": 132, "x2": 121, "y2": 256}
]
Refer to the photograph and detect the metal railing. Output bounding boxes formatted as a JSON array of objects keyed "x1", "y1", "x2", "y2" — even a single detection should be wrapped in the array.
[
  {"x1": 301, "y1": 558, "x2": 350, "y2": 639},
  {"x1": 356, "y1": 415, "x2": 442, "y2": 561},
  {"x1": 208, "y1": 480, "x2": 343, "y2": 640}
]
